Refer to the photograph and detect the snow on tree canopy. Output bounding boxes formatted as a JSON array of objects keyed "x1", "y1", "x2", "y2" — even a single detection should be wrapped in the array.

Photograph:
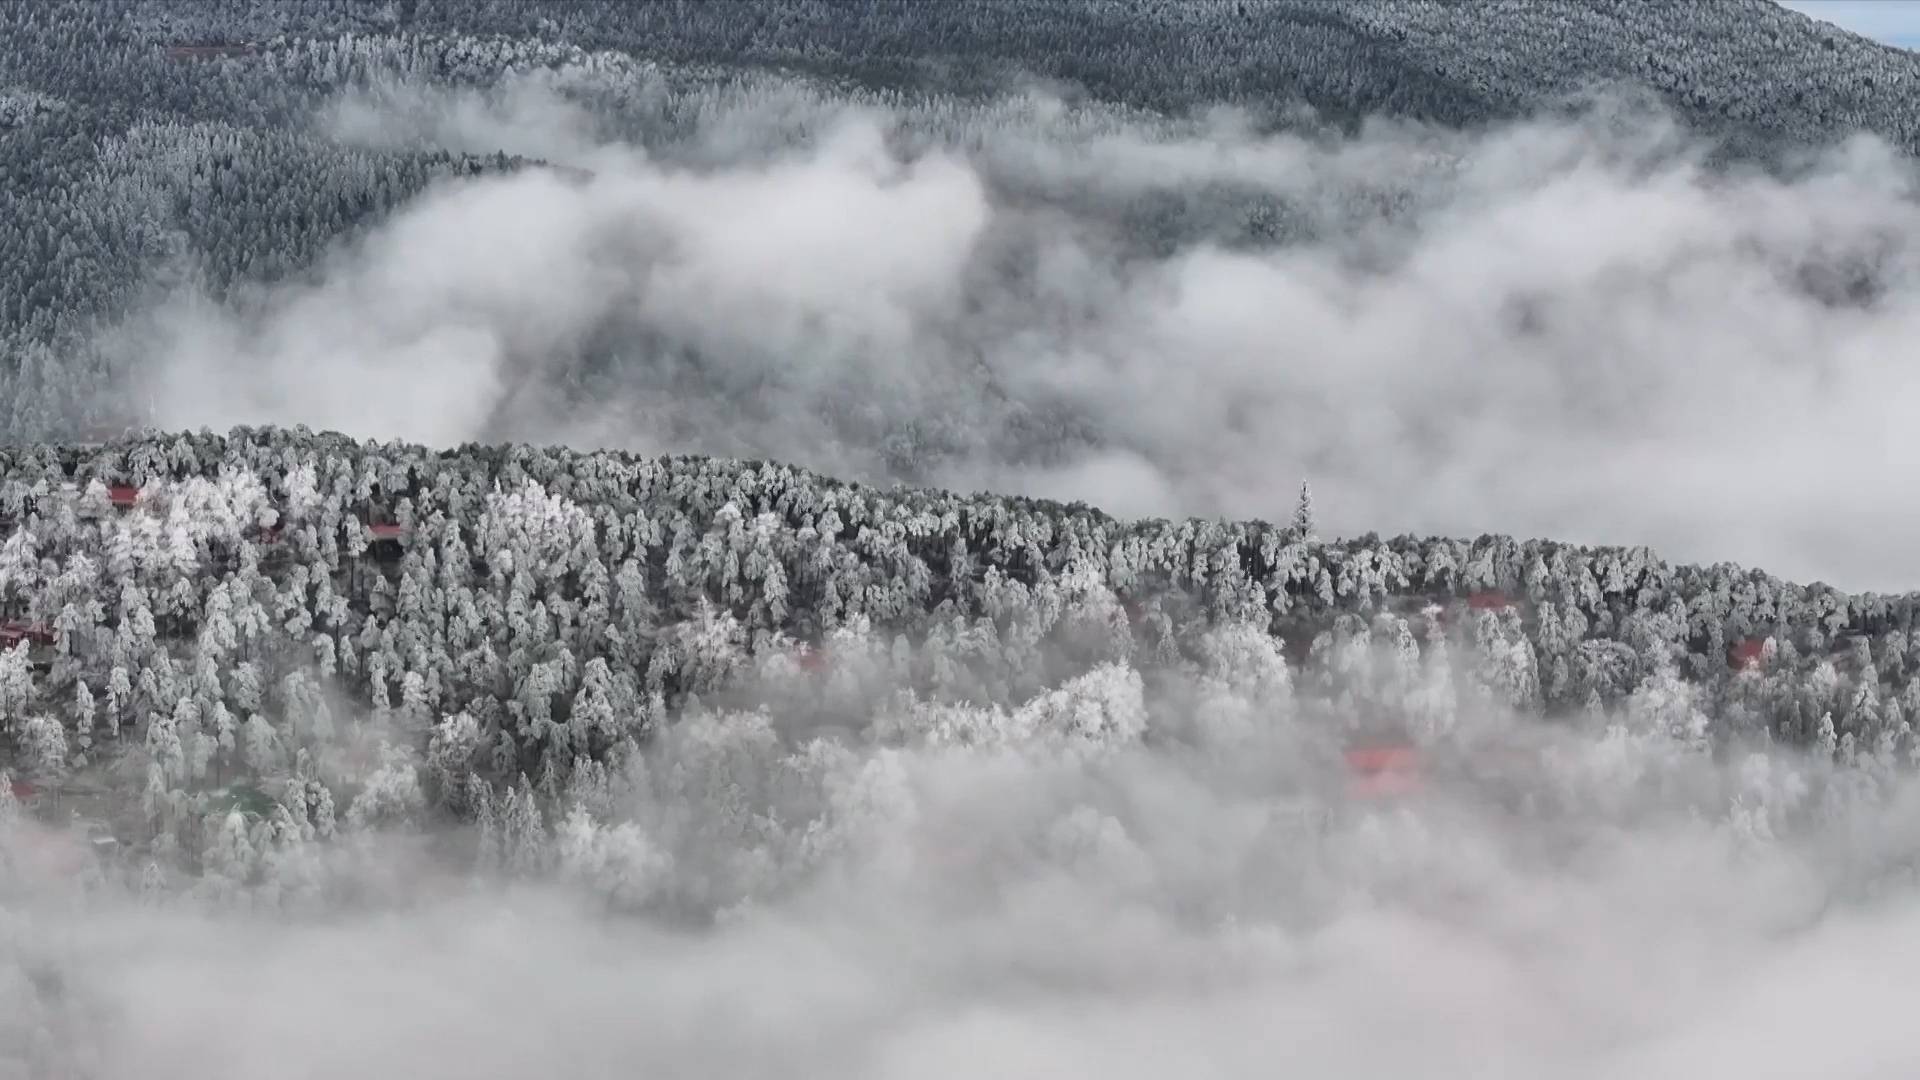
[{"x1": 0, "y1": 424, "x2": 1907, "y2": 910}]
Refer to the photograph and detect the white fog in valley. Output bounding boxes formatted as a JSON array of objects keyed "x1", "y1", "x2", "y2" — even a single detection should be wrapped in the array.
[
  {"x1": 8, "y1": 31, "x2": 1920, "y2": 1080},
  {"x1": 10, "y1": 624, "x2": 1920, "y2": 1080},
  {"x1": 124, "y1": 74, "x2": 1920, "y2": 594}
]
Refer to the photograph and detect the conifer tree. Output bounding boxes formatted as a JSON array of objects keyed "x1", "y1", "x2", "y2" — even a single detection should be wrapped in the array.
[{"x1": 1292, "y1": 479, "x2": 1316, "y2": 542}]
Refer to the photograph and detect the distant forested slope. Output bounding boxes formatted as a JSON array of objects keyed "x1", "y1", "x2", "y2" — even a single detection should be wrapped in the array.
[
  {"x1": 1, "y1": 0, "x2": 1916, "y2": 440},
  {"x1": 80, "y1": 0, "x2": 1920, "y2": 140}
]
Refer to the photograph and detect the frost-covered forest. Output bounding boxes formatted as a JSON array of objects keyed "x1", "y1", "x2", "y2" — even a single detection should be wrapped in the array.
[
  {"x1": 8, "y1": 3, "x2": 1920, "y2": 1079},
  {"x1": 2, "y1": 426, "x2": 1918, "y2": 1058}
]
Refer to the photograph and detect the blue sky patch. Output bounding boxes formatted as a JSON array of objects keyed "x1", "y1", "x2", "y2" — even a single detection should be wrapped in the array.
[{"x1": 1781, "y1": 0, "x2": 1920, "y2": 48}]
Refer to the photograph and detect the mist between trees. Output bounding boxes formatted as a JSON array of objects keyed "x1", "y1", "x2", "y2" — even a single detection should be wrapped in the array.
[
  {"x1": 7, "y1": 39, "x2": 1920, "y2": 590},
  {"x1": 0, "y1": 426, "x2": 1916, "y2": 1076},
  {"x1": 116, "y1": 76, "x2": 1920, "y2": 593},
  {"x1": 7, "y1": 3, "x2": 1920, "y2": 1074}
]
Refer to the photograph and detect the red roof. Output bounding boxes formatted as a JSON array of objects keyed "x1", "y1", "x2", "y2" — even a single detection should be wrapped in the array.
[
  {"x1": 106, "y1": 484, "x2": 139, "y2": 509},
  {"x1": 1346, "y1": 743, "x2": 1419, "y2": 772},
  {"x1": 1467, "y1": 590, "x2": 1513, "y2": 611},
  {"x1": 367, "y1": 522, "x2": 405, "y2": 540},
  {"x1": 0, "y1": 622, "x2": 54, "y2": 647},
  {"x1": 1730, "y1": 638, "x2": 1767, "y2": 670},
  {"x1": 796, "y1": 648, "x2": 830, "y2": 674},
  {"x1": 1345, "y1": 743, "x2": 1422, "y2": 798},
  {"x1": 9, "y1": 778, "x2": 34, "y2": 801}
]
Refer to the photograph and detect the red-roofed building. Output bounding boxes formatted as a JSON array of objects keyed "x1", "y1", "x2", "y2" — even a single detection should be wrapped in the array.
[
  {"x1": 358, "y1": 519, "x2": 408, "y2": 567},
  {"x1": 0, "y1": 622, "x2": 55, "y2": 649},
  {"x1": 1730, "y1": 637, "x2": 1768, "y2": 672},
  {"x1": 1467, "y1": 590, "x2": 1513, "y2": 611},
  {"x1": 1345, "y1": 741, "x2": 1422, "y2": 799}
]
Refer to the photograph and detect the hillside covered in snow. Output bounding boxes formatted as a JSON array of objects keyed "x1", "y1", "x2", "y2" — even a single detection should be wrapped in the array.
[
  {"x1": 7, "y1": 3, "x2": 1920, "y2": 1078},
  {"x1": 0, "y1": 425, "x2": 1909, "y2": 880}
]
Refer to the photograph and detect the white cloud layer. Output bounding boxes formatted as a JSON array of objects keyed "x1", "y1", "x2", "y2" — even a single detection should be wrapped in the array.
[
  {"x1": 9, "y1": 669, "x2": 1920, "y2": 1080},
  {"x1": 127, "y1": 77, "x2": 1920, "y2": 589}
]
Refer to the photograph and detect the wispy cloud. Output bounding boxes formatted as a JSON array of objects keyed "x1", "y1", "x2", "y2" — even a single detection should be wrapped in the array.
[
  {"x1": 15, "y1": 630, "x2": 1920, "y2": 1080},
  {"x1": 117, "y1": 75, "x2": 1920, "y2": 593}
]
